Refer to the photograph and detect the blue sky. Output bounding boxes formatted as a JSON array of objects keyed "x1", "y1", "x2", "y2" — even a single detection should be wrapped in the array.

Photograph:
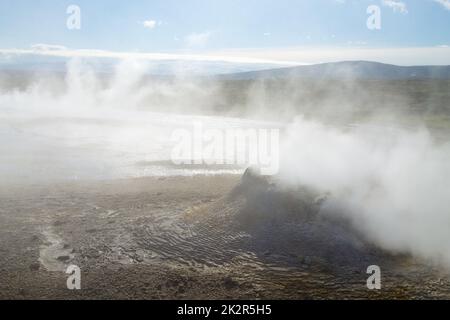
[{"x1": 0, "y1": 0, "x2": 450, "y2": 66}]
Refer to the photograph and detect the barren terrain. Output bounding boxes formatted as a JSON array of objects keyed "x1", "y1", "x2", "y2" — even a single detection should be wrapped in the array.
[{"x1": 1, "y1": 173, "x2": 449, "y2": 300}]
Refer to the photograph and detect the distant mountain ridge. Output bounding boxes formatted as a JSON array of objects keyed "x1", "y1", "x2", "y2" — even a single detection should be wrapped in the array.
[
  {"x1": 2, "y1": 59, "x2": 450, "y2": 80},
  {"x1": 218, "y1": 61, "x2": 450, "y2": 80}
]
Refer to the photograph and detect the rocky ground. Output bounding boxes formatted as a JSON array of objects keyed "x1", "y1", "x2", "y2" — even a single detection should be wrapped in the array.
[{"x1": 0, "y1": 173, "x2": 449, "y2": 300}]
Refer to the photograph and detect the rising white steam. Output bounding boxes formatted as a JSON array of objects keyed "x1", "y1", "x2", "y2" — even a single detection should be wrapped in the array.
[{"x1": 280, "y1": 117, "x2": 450, "y2": 268}]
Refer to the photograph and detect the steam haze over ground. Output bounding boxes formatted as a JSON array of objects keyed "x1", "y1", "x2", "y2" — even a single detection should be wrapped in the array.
[{"x1": 1, "y1": 57, "x2": 450, "y2": 275}]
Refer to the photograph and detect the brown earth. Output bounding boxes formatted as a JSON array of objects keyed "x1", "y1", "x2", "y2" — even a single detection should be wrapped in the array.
[{"x1": 0, "y1": 174, "x2": 449, "y2": 300}]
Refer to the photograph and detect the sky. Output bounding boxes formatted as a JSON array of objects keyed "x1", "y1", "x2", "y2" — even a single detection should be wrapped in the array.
[{"x1": 0, "y1": 0, "x2": 450, "y2": 68}]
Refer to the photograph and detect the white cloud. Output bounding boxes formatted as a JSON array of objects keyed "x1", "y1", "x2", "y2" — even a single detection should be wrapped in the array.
[
  {"x1": 184, "y1": 31, "x2": 212, "y2": 47},
  {"x1": 382, "y1": 0, "x2": 408, "y2": 14},
  {"x1": 0, "y1": 46, "x2": 301, "y2": 66},
  {"x1": 31, "y1": 44, "x2": 67, "y2": 52},
  {"x1": 433, "y1": 0, "x2": 450, "y2": 10},
  {"x1": 2, "y1": 46, "x2": 450, "y2": 66},
  {"x1": 212, "y1": 46, "x2": 450, "y2": 66},
  {"x1": 142, "y1": 20, "x2": 157, "y2": 29}
]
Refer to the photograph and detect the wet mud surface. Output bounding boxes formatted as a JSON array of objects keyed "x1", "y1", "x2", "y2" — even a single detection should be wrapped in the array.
[{"x1": 0, "y1": 174, "x2": 449, "y2": 299}]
